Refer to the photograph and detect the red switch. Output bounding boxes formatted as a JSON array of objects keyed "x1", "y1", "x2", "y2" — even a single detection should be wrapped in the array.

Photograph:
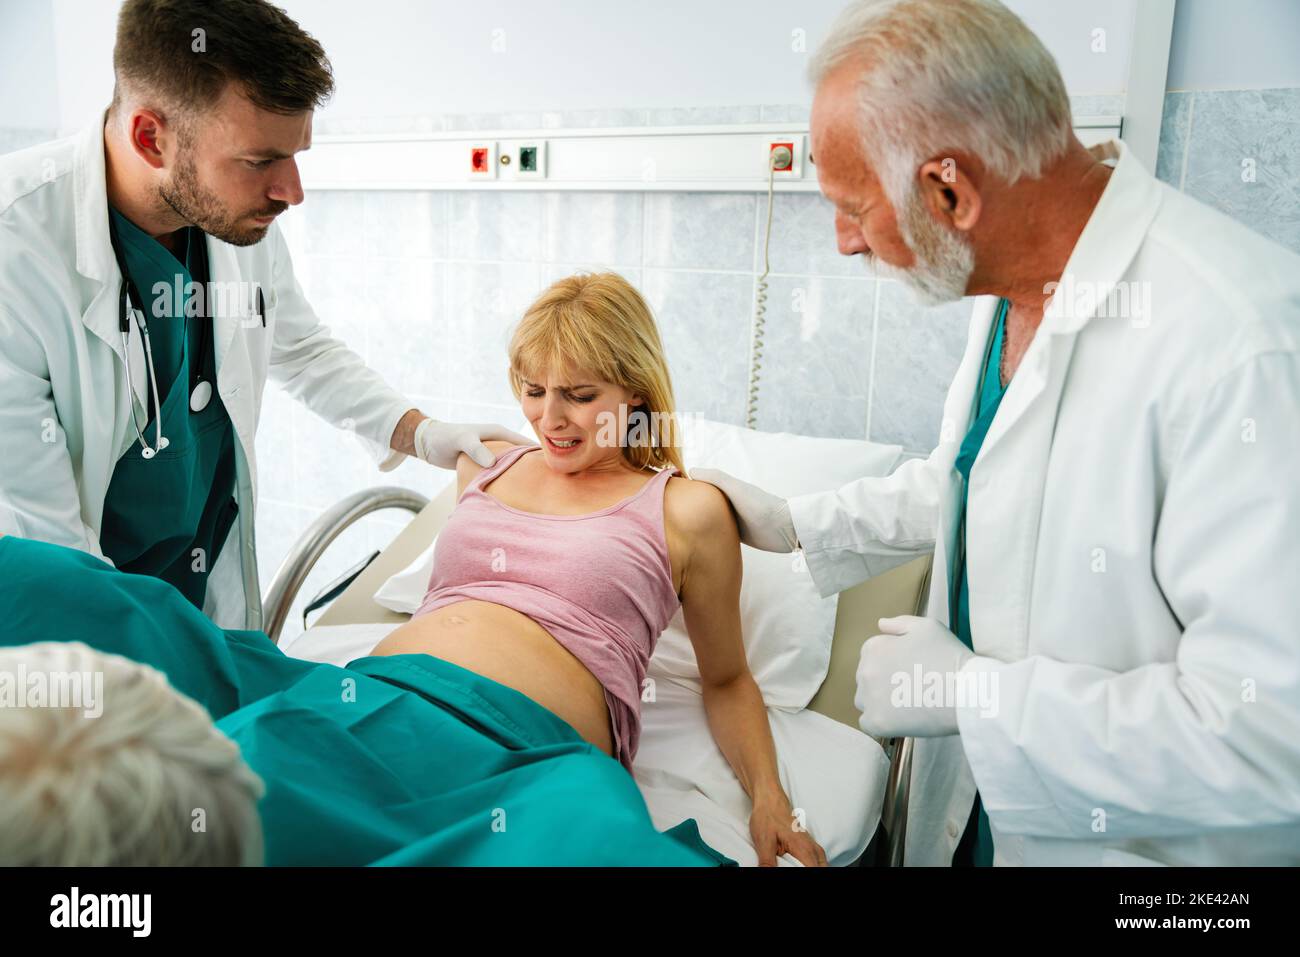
[{"x1": 471, "y1": 147, "x2": 490, "y2": 173}]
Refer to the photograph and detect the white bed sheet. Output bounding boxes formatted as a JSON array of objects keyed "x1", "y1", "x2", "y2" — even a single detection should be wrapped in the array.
[{"x1": 279, "y1": 622, "x2": 889, "y2": 867}]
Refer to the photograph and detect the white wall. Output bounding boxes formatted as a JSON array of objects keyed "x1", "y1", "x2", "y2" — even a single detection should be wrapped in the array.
[
  {"x1": 48, "y1": 0, "x2": 120, "y2": 134},
  {"x1": 1166, "y1": 0, "x2": 1300, "y2": 90},
  {"x1": 0, "y1": 0, "x2": 59, "y2": 127},
  {"x1": 23, "y1": 0, "x2": 1300, "y2": 139},
  {"x1": 287, "y1": 0, "x2": 1134, "y2": 128},
  {"x1": 6, "y1": 0, "x2": 1138, "y2": 135}
]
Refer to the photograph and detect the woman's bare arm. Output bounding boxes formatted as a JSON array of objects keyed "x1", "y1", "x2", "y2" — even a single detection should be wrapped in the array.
[
  {"x1": 668, "y1": 478, "x2": 827, "y2": 865},
  {"x1": 454, "y1": 439, "x2": 517, "y2": 498}
]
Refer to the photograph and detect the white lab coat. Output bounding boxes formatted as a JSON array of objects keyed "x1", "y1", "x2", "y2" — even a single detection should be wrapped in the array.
[
  {"x1": 0, "y1": 109, "x2": 415, "y2": 630},
  {"x1": 788, "y1": 139, "x2": 1300, "y2": 866}
]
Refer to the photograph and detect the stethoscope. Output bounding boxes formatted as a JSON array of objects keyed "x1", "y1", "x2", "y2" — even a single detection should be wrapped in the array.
[{"x1": 109, "y1": 212, "x2": 263, "y2": 460}]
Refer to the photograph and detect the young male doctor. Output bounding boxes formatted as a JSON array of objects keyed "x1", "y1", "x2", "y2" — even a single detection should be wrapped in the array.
[
  {"x1": 0, "y1": 0, "x2": 527, "y2": 630},
  {"x1": 697, "y1": 0, "x2": 1300, "y2": 866}
]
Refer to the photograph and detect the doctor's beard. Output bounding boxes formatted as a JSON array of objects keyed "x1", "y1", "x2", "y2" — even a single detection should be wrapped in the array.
[
  {"x1": 868, "y1": 184, "x2": 975, "y2": 306},
  {"x1": 158, "y1": 147, "x2": 286, "y2": 247}
]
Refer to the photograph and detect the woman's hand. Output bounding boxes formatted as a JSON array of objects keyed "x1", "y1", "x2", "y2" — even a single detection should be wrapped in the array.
[{"x1": 749, "y1": 795, "x2": 829, "y2": 866}]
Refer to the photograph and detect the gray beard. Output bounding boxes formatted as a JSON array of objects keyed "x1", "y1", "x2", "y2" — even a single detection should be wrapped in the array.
[{"x1": 870, "y1": 188, "x2": 975, "y2": 306}]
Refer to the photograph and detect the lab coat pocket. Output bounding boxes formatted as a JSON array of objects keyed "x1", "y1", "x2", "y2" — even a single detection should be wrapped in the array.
[
  {"x1": 238, "y1": 285, "x2": 274, "y2": 384},
  {"x1": 260, "y1": 287, "x2": 277, "y2": 331}
]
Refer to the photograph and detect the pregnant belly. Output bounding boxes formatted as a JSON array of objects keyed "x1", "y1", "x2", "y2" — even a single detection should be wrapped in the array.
[{"x1": 369, "y1": 599, "x2": 615, "y2": 757}]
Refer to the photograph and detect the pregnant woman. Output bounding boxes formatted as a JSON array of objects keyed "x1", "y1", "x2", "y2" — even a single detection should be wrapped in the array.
[
  {"x1": 0, "y1": 273, "x2": 825, "y2": 867},
  {"x1": 373, "y1": 272, "x2": 826, "y2": 866}
]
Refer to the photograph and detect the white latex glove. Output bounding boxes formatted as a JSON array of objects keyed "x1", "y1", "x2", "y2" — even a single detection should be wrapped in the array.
[
  {"x1": 854, "y1": 615, "x2": 975, "y2": 738},
  {"x1": 412, "y1": 418, "x2": 532, "y2": 469},
  {"x1": 689, "y1": 467, "x2": 798, "y2": 552}
]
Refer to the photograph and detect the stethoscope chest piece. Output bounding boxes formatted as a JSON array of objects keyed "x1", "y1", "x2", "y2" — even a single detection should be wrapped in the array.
[
  {"x1": 190, "y1": 379, "x2": 213, "y2": 413},
  {"x1": 140, "y1": 434, "x2": 170, "y2": 459}
]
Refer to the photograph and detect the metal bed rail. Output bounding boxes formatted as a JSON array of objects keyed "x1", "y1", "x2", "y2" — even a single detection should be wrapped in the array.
[
  {"x1": 261, "y1": 486, "x2": 429, "y2": 644},
  {"x1": 880, "y1": 736, "x2": 914, "y2": 866},
  {"x1": 880, "y1": 555, "x2": 931, "y2": 866}
]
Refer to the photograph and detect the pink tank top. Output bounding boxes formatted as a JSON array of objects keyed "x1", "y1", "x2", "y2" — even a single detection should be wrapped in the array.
[{"x1": 411, "y1": 443, "x2": 681, "y2": 772}]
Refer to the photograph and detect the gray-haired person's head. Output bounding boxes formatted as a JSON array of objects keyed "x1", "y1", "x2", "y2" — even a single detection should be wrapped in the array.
[
  {"x1": 808, "y1": 0, "x2": 1073, "y2": 303},
  {"x1": 0, "y1": 642, "x2": 264, "y2": 865}
]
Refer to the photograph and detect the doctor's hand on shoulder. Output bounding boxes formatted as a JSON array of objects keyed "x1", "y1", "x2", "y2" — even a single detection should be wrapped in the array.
[
  {"x1": 855, "y1": 616, "x2": 974, "y2": 739},
  {"x1": 407, "y1": 415, "x2": 532, "y2": 469},
  {"x1": 689, "y1": 469, "x2": 798, "y2": 553}
]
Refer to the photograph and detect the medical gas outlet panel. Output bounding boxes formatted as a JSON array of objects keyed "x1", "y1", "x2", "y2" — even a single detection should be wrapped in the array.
[
  {"x1": 298, "y1": 125, "x2": 818, "y2": 192},
  {"x1": 298, "y1": 117, "x2": 1119, "y2": 192}
]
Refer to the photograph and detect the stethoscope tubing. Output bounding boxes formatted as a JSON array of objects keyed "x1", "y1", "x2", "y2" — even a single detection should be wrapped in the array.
[
  {"x1": 118, "y1": 296, "x2": 168, "y2": 459},
  {"x1": 110, "y1": 209, "x2": 170, "y2": 459},
  {"x1": 109, "y1": 210, "x2": 233, "y2": 459}
]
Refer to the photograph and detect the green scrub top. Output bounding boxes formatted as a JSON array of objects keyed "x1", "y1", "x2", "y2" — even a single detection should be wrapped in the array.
[
  {"x1": 99, "y1": 206, "x2": 239, "y2": 612},
  {"x1": 949, "y1": 296, "x2": 1011, "y2": 867}
]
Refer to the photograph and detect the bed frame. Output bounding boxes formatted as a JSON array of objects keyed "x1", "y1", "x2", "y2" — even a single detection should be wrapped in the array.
[{"x1": 268, "y1": 481, "x2": 932, "y2": 866}]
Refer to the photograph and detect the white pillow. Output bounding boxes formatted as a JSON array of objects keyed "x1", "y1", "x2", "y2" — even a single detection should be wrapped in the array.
[
  {"x1": 372, "y1": 537, "x2": 438, "y2": 614},
  {"x1": 649, "y1": 417, "x2": 902, "y2": 711}
]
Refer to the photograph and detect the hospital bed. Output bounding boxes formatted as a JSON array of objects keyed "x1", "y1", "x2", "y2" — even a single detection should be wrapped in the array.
[{"x1": 266, "y1": 472, "x2": 931, "y2": 867}]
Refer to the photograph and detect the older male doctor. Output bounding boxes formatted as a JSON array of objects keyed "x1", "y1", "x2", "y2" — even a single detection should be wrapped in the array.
[
  {"x1": 0, "y1": 0, "x2": 527, "y2": 630},
  {"x1": 698, "y1": 0, "x2": 1300, "y2": 866}
]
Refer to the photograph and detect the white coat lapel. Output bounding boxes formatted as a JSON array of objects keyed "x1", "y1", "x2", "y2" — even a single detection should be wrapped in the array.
[
  {"x1": 976, "y1": 138, "x2": 1162, "y2": 464},
  {"x1": 206, "y1": 236, "x2": 245, "y2": 385},
  {"x1": 73, "y1": 109, "x2": 120, "y2": 349},
  {"x1": 206, "y1": 237, "x2": 260, "y2": 502},
  {"x1": 71, "y1": 108, "x2": 154, "y2": 448},
  {"x1": 961, "y1": 139, "x2": 1163, "y2": 660},
  {"x1": 928, "y1": 295, "x2": 1001, "y2": 625}
]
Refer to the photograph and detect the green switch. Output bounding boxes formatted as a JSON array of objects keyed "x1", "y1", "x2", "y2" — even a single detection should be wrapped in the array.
[{"x1": 519, "y1": 146, "x2": 538, "y2": 172}]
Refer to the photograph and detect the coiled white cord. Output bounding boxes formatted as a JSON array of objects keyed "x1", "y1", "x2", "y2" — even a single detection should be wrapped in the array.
[{"x1": 745, "y1": 149, "x2": 785, "y2": 429}]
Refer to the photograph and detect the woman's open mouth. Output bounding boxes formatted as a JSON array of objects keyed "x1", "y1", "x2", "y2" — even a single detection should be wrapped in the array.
[{"x1": 545, "y1": 435, "x2": 583, "y2": 454}]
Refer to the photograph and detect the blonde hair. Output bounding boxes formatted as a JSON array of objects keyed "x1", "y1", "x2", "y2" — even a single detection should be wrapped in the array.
[
  {"x1": 0, "y1": 642, "x2": 265, "y2": 866},
  {"x1": 508, "y1": 272, "x2": 685, "y2": 475}
]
